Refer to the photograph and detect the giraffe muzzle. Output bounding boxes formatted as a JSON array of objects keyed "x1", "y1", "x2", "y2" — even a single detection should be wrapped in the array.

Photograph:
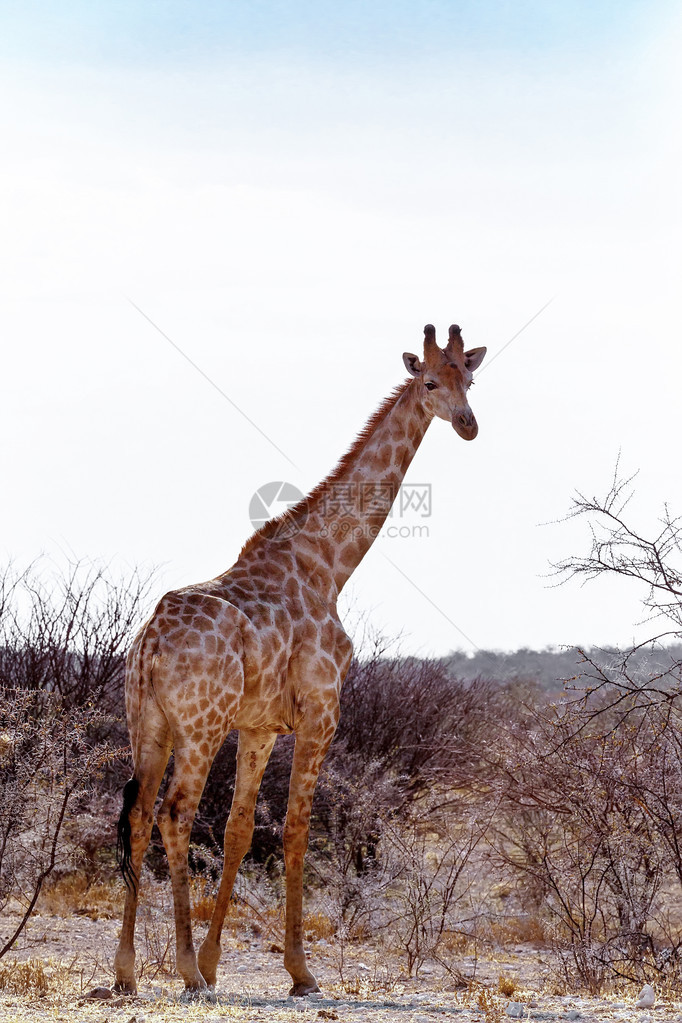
[{"x1": 452, "y1": 409, "x2": 478, "y2": 441}]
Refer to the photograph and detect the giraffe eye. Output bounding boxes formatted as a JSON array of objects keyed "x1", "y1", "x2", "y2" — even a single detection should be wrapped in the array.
[{"x1": 424, "y1": 381, "x2": 438, "y2": 391}]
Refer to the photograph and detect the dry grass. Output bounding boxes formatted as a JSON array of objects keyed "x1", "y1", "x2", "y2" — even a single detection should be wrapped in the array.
[
  {"x1": 304, "y1": 911, "x2": 336, "y2": 940},
  {"x1": 38, "y1": 873, "x2": 123, "y2": 920},
  {"x1": 475, "y1": 984, "x2": 506, "y2": 1023},
  {"x1": 497, "y1": 973, "x2": 519, "y2": 997},
  {"x1": 440, "y1": 929, "x2": 475, "y2": 954},
  {"x1": 189, "y1": 879, "x2": 286, "y2": 948},
  {"x1": 0, "y1": 959, "x2": 48, "y2": 996},
  {"x1": 486, "y1": 914, "x2": 547, "y2": 948},
  {"x1": 191, "y1": 881, "x2": 216, "y2": 924}
]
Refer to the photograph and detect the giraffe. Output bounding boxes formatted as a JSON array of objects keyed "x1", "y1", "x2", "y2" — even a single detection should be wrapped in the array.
[{"x1": 114, "y1": 323, "x2": 487, "y2": 997}]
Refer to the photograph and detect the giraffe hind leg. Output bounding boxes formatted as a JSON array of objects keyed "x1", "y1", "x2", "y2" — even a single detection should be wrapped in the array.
[
  {"x1": 113, "y1": 770, "x2": 170, "y2": 992},
  {"x1": 113, "y1": 704, "x2": 171, "y2": 994},
  {"x1": 156, "y1": 741, "x2": 227, "y2": 992}
]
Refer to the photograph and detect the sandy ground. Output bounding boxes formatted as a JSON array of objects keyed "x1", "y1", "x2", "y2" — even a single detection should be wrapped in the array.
[{"x1": 1, "y1": 912, "x2": 680, "y2": 1023}]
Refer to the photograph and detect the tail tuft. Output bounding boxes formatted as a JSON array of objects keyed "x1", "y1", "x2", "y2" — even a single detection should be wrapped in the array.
[{"x1": 117, "y1": 777, "x2": 140, "y2": 892}]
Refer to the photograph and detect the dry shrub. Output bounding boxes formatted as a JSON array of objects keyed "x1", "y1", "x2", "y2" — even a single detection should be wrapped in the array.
[
  {"x1": 334, "y1": 954, "x2": 399, "y2": 997},
  {"x1": 189, "y1": 876, "x2": 285, "y2": 942},
  {"x1": 0, "y1": 688, "x2": 123, "y2": 958},
  {"x1": 39, "y1": 874, "x2": 123, "y2": 919},
  {"x1": 304, "y1": 911, "x2": 335, "y2": 940},
  {"x1": 127, "y1": 881, "x2": 177, "y2": 980},
  {"x1": 487, "y1": 914, "x2": 547, "y2": 948},
  {"x1": 141, "y1": 914, "x2": 176, "y2": 980},
  {"x1": 440, "y1": 929, "x2": 472, "y2": 954},
  {"x1": 380, "y1": 803, "x2": 491, "y2": 977},
  {"x1": 0, "y1": 958, "x2": 48, "y2": 995},
  {"x1": 0, "y1": 559, "x2": 154, "y2": 958},
  {"x1": 497, "y1": 973, "x2": 519, "y2": 996},
  {"x1": 190, "y1": 877, "x2": 216, "y2": 923},
  {"x1": 475, "y1": 984, "x2": 505, "y2": 1023}
]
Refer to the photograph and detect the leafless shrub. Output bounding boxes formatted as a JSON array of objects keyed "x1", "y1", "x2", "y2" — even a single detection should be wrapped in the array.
[
  {"x1": 305, "y1": 766, "x2": 402, "y2": 948},
  {"x1": 0, "y1": 558, "x2": 156, "y2": 718},
  {"x1": 0, "y1": 558, "x2": 155, "y2": 955},
  {"x1": 0, "y1": 688, "x2": 123, "y2": 958},
  {"x1": 380, "y1": 799, "x2": 490, "y2": 978},
  {"x1": 555, "y1": 460, "x2": 682, "y2": 639},
  {"x1": 489, "y1": 694, "x2": 680, "y2": 991},
  {"x1": 486, "y1": 464, "x2": 682, "y2": 992},
  {"x1": 141, "y1": 915, "x2": 176, "y2": 980}
]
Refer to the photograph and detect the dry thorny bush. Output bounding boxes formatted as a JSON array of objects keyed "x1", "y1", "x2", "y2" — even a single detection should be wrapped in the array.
[{"x1": 0, "y1": 559, "x2": 153, "y2": 959}]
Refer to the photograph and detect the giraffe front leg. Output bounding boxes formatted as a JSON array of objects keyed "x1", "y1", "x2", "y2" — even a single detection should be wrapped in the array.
[
  {"x1": 197, "y1": 728, "x2": 277, "y2": 986},
  {"x1": 283, "y1": 733, "x2": 334, "y2": 996}
]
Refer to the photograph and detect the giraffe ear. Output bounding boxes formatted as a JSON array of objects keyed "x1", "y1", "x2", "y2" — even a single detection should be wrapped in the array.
[
  {"x1": 403, "y1": 352, "x2": 422, "y2": 377},
  {"x1": 464, "y1": 347, "x2": 487, "y2": 372}
]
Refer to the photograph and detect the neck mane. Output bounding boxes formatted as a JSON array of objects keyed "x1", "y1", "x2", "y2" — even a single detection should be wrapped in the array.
[{"x1": 241, "y1": 377, "x2": 432, "y2": 593}]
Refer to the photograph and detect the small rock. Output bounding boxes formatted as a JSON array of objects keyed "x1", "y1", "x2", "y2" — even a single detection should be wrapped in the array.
[
  {"x1": 270, "y1": 942, "x2": 284, "y2": 953},
  {"x1": 506, "y1": 1003, "x2": 525, "y2": 1018},
  {"x1": 565, "y1": 1011, "x2": 581, "y2": 1020},
  {"x1": 636, "y1": 985, "x2": 656, "y2": 1010},
  {"x1": 236, "y1": 965, "x2": 249, "y2": 974},
  {"x1": 84, "y1": 987, "x2": 114, "y2": 1000},
  {"x1": 357, "y1": 961, "x2": 370, "y2": 971}
]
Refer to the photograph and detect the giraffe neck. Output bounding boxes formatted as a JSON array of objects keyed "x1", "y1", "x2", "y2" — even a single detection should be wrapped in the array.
[{"x1": 291, "y1": 379, "x2": 432, "y2": 594}]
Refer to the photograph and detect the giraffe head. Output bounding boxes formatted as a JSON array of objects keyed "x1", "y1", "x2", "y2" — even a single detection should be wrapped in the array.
[{"x1": 402, "y1": 324, "x2": 486, "y2": 440}]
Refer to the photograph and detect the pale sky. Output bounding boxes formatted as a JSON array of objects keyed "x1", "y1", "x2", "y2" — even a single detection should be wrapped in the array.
[{"x1": 1, "y1": 0, "x2": 681, "y2": 656}]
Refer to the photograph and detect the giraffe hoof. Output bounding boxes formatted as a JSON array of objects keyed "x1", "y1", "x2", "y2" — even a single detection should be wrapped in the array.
[
  {"x1": 112, "y1": 981, "x2": 137, "y2": 996},
  {"x1": 289, "y1": 980, "x2": 321, "y2": 997},
  {"x1": 179, "y1": 985, "x2": 216, "y2": 1004}
]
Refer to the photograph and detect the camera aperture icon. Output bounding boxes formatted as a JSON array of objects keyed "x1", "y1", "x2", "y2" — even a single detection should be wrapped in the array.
[{"x1": 249, "y1": 481, "x2": 306, "y2": 541}]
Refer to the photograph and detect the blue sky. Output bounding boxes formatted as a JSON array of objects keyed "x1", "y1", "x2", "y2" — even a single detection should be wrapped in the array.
[
  {"x1": 1, "y1": 0, "x2": 681, "y2": 655},
  {"x1": 1, "y1": 1, "x2": 661, "y2": 64}
]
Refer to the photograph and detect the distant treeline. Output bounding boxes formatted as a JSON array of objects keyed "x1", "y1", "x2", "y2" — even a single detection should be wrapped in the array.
[{"x1": 441, "y1": 643, "x2": 682, "y2": 691}]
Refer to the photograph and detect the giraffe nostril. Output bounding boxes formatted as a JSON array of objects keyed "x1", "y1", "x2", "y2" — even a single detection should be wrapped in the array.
[{"x1": 458, "y1": 414, "x2": 468, "y2": 427}]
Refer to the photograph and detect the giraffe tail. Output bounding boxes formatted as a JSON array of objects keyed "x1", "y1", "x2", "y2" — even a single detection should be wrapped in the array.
[
  {"x1": 117, "y1": 776, "x2": 140, "y2": 892},
  {"x1": 116, "y1": 614, "x2": 160, "y2": 892}
]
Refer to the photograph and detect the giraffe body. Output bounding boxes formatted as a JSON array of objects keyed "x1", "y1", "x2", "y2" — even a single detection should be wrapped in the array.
[{"x1": 114, "y1": 324, "x2": 486, "y2": 995}]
